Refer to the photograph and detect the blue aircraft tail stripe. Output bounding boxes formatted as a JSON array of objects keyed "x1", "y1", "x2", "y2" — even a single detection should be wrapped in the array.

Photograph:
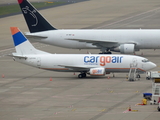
[{"x1": 12, "y1": 31, "x2": 27, "y2": 46}]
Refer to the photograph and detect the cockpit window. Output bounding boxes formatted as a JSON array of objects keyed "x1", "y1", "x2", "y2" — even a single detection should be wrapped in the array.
[{"x1": 142, "y1": 59, "x2": 149, "y2": 62}]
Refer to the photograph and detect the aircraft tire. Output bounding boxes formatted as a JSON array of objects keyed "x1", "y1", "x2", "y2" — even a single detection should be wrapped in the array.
[
  {"x1": 78, "y1": 74, "x2": 83, "y2": 78},
  {"x1": 106, "y1": 51, "x2": 112, "y2": 54},
  {"x1": 99, "y1": 52, "x2": 112, "y2": 54},
  {"x1": 82, "y1": 73, "x2": 86, "y2": 78}
]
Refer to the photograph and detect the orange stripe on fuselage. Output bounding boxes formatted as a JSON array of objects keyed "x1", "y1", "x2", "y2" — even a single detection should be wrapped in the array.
[
  {"x1": 10, "y1": 27, "x2": 20, "y2": 35},
  {"x1": 41, "y1": 68, "x2": 145, "y2": 72},
  {"x1": 105, "y1": 68, "x2": 146, "y2": 72}
]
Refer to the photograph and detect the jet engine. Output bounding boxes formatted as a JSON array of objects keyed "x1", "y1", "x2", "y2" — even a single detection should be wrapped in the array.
[
  {"x1": 89, "y1": 68, "x2": 105, "y2": 76},
  {"x1": 112, "y1": 44, "x2": 135, "y2": 54}
]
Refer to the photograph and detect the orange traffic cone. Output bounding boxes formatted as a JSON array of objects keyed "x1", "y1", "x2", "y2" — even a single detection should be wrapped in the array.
[
  {"x1": 107, "y1": 76, "x2": 110, "y2": 79},
  {"x1": 50, "y1": 78, "x2": 52, "y2": 81},
  {"x1": 2, "y1": 74, "x2": 5, "y2": 78}
]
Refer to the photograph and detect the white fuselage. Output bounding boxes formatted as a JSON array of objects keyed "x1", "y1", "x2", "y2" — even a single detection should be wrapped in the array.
[
  {"x1": 27, "y1": 29, "x2": 160, "y2": 49},
  {"x1": 14, "y1": 54, "x2": 156, "y2": 73}
]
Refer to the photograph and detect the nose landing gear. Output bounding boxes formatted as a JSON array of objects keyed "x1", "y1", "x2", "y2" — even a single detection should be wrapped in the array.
[{"x1": 136, "y1": 74, "x2": 141, "y2": 78}]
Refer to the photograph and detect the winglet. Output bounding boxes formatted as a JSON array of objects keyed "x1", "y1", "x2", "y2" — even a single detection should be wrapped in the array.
[{"x1": 10, "y1": 27, "x2": 27, "y2": 46}]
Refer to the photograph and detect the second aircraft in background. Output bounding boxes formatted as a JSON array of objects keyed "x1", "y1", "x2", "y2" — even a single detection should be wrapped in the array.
[{"x1": 18, "y1": 0, "x2": 160, "y2": 54}]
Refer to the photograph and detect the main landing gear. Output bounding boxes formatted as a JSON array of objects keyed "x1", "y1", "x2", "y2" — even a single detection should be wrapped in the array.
[
  {"x1": 78, "y1": 73, "x2": 86, "y2": 78},
  {"x1": 99, "y1": 51, "x2": 112, "y2": 54},
  {"x1": 99, "y1": 48, "x2": 112, "y2": 54}
]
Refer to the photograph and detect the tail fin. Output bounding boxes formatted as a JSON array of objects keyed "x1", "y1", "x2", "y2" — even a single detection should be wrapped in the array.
[
  {"x1": 18, "y1": 0, "x2": 56, "y2": 33},
  {"x1": 11, "y1": 27, "x2": 48, "y2": 55}
]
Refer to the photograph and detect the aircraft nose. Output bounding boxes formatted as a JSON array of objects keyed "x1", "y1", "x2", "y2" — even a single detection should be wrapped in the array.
[{"x1": 150, "y1": 62, "x2": 157, "y2": 69}]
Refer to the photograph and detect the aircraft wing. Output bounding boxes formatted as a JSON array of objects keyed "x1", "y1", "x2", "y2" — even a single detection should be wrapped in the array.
[
  {"x1": 67, "y1": 38, "x2": 117, "y2": 43},
  {"x1": 67, "y1": 38, "x2": 136, "y2": 48},
  {"x1": 67, "y1": 38, "x2": 119, "y2": 48},
  {"x1": 58, "y1": 65, "x2": 95, "y2": 71}
]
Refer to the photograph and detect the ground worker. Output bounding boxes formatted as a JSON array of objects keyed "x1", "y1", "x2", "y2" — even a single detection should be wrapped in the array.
[{"x1": 142, "y1": 98, "x2": 147, "y2": 105}]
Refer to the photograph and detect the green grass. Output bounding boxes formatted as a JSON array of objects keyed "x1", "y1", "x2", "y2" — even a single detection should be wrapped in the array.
[{"x1": 0, "y1": 2, "x2": 66, "y2": 16}]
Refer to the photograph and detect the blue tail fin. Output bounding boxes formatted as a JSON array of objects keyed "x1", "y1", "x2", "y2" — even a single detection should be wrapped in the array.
[
  {"x1": 18, "y1": 0, "x2": 56, "y2": 33},
  {"x1": 11, "y1": 27, "x2": 49, "y2": 55}
]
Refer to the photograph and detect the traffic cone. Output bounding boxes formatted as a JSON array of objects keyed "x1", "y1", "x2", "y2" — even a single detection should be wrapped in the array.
[
  {"x1": 107, "y1": 76, "x2": 110, "y2": 79},
  {"x1": 2, "y1": 74, "x2": 5, "y2": 78},
  {"x1": 128, "y1": 105, "x2": 131, "y2": 111},
  {"x1": 73, "y1": 72, "x2": 75, "y2": 75},
  {"x1": 50, "y1": 77, "x2": 52, "y2": 81}
]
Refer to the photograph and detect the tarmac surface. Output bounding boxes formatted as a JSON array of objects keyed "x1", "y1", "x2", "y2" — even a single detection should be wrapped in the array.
[{"x1": 0, "y1": 0, "x2": 160, "y2": 120}]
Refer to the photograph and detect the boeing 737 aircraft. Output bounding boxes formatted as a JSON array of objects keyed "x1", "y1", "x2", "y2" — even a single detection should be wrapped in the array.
[
  {"x1": 18, "y1": 0, "x2": 160, "y2": 54},
  {"x1": 10, "y1": 27, "x2": 156, "y2": 78}
]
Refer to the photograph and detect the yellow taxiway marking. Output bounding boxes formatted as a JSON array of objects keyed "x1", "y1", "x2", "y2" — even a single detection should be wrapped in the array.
[
  {"x1": 72, "y1": 109, "x2": 76, "y2": 111},
  {"x1": 101, "y1": 109, "x2": 106, "y2": 112},
  {"x1": 132, "y1": 110, "x2": 138, "y2": 112}
]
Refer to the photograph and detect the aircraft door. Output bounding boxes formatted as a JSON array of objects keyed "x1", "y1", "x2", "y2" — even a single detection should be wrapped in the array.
[
  {"x1": 142, "y1": 62, "x2": 144, "y2": 69},
  {"x1": 37, "y1": 57, "x2": 41, "y2": 67},
  {"x1": 132, "y1": 58, "x2": 138, "y2": 68}
]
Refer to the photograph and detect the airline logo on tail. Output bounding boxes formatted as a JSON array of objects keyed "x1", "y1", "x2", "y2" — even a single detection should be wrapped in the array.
[
  {"x1": 10, "y1": 27, "x2": 27, "y2": 46},
  {"x1": 18, "y1": 0, "x2": 56, "y2": 33},
  {"x1": 22, "y1": 6, "x2": 38, "y2": 26}
]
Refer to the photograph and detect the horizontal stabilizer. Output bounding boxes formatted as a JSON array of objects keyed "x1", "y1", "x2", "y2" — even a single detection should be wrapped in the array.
[
  {"x1": 8, "y1": 54, "x2": 27, "y2": 59},
  {"x1": 25, "y1": 34, "x2": 48, "y2": 39}
]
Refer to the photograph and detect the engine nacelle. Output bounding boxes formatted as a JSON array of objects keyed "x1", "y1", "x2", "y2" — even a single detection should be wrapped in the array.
[
  {"x1": 89, "y1": 68, "x2": 105, "y2": 76},
  {"x1": 112, "y1": 44, "x2": 135, "y2": 54}
]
